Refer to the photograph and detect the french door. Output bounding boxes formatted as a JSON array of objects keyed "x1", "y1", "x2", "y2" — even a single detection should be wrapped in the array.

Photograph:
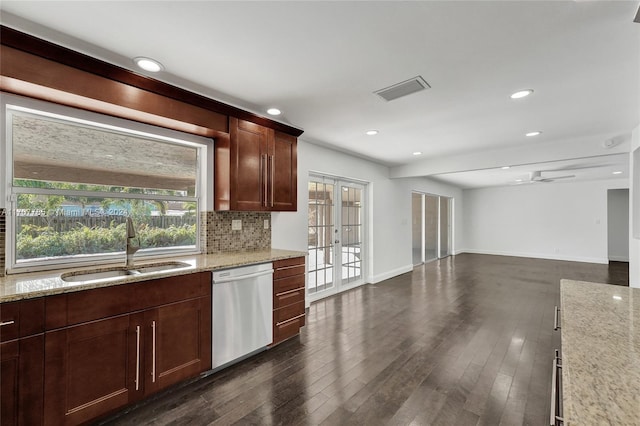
[{"x1": 308, "y1": 175, "x2": 366, "y2": 301}]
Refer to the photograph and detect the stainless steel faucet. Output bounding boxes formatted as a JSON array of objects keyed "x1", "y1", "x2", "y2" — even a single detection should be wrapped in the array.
[{"x1": 126, "y1": 217, "x2": 140, "y2": 267}]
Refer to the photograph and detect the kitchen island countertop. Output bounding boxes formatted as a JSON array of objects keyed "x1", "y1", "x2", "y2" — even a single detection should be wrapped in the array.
[
  {"x1": 0, "y1": 249, "x2": 307, "y2": 303},
  {"x1": 560, "y1": 279, "x2": 640, "y2": 425}
]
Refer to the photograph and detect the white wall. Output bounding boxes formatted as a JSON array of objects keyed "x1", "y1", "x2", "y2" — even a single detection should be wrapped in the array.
[
  {"x1": 462, "y1": 179, "x2": 628, "y2": 264},
  {"x1": 607, "y1": 189, "x2": 629, "y2": 262},
  {"x1": 630, "y1": 125, "x2": 640, "y2": 287},
  {"x1": 271, "y1": 140, "x2": 463, "y2": 284}
]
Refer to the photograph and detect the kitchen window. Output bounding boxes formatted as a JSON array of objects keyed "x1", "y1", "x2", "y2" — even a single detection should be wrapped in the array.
[{"x1": 4, "y1": 99, "x2": 210, "y2": 272}]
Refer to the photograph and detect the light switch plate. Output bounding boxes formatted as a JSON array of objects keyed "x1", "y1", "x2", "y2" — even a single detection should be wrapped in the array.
[
  {"x1": 232, "y1": 219, "x2": 242, "y2": 231},
  {"x1": 264, "y1": 219, "x2": 269, "y2": 229}
]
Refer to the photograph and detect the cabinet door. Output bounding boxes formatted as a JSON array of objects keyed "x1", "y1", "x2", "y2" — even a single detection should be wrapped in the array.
[
  {"x1": 271, "y1": 131, "x2": 297, "y2": 211},
  {"x1": 230, "y1": 117, "x2": 269, "y2": 211},
  {"x1": 144, "y1": 297, "x2": 211, "y2": 395},
  {"x1": 1, "y1": 335, "x2": 44, "y2": 426},
  {"x1": 44, "y1": 314, "x2": 143, "y2": 426}
]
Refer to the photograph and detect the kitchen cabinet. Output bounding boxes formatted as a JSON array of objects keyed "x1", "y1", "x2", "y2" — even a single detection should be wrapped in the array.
[
  {"x1": 143, "y1": 297, "x2": 211, "y2": 395},
  {"x1": 1, "y1": 298, "x2": 45, "y2": 426},
  {"x1": 271, "y1": 257, "x2": 306, "y2": 345},
  {"x1": 215, "y1": 117, "x2": 297, "y2": 211},
  {"x1": 42, "y1": 272, "x2": 211, "y2": 425}
]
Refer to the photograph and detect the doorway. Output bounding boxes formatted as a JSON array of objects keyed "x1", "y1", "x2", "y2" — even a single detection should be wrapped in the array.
[
  {"x1": 607, "y1": 189, "x2": 629, "y2": 262},
  {"x1": 412, "y1": 192, "x2": 453, "y2": 266},
  {"x1": 308, "y1": 175, "x2": 367, "y2": 301}
]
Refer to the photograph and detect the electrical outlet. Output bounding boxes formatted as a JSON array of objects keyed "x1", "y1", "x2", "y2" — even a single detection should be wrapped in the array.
[
  {"x1": 264, "y1": 219, "x2": 269, "y2": 230},
  {"x1": 232, "y1": 219, "x2": 242, "y2": 231}
]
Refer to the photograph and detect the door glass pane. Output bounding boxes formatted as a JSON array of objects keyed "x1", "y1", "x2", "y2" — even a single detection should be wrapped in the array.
[
  {"x1": 425, "y1": 195, "x2": 439, "y2": 262},
  {"x1": 308, "y1": 180, "x2": 334, "y2": 294},
  {"x1": 440, "y1": 197, "x2": 450, "y2": 257},
  {"x1": 341, "y1": 185, "x2": 362, "y2": 284},
  {"x1": 411, "y1": 193, "x2": 423, "y2": 265}
]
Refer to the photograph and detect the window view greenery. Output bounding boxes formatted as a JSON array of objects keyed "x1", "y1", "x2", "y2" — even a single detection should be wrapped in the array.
[{"x1": 10, "y1": 108, "x2": 201, "y2": 267}]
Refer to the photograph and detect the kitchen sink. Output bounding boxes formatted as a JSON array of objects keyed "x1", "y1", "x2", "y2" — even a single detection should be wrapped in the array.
[{"x1": 61, "y1": 261, "x2": 192, "y2": 283}]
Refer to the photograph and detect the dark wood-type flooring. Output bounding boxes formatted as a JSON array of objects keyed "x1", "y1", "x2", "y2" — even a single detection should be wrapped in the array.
[{"x1": 101, "y1": 254, "x2": 629, "y2": 426}]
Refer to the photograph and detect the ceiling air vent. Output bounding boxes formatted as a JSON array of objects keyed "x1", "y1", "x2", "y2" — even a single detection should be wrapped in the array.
[{"x1": 374, "y1": 76, "x2": 430, "y2": 102}]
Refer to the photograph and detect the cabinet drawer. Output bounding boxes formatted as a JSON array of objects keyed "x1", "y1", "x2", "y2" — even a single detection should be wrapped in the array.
[
  {"x1": 1, "y1": 298, "x2": 45, "y2": 341},
  {"x1": 274, "y1": 314, "x2": 305, "y2": 344},
  {"x1": 274, "y1": 300, "x2": 305, "y2": 325},
  {"x1": 131, "y1": 271, "x2": 210, "y2": 311},
  {"x1": 274, "y1": 274, "x2": 304, "y2": 294},
  {"x1": 273, "y1": 257, "x2": 305, "y2": 270},
  {"x1": 274, "y1": 287, "x2": 305, "y2": 309},
  {"x1": 46, "y1": 286, "x2": 132, "y2": 330},
  {"x1": 274, "y1": 265, "x2": 305, "y2": 280}
]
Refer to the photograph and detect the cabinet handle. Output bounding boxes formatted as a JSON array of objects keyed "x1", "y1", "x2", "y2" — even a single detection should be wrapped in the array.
[
  {"x1": 151, "y1": 320, "x2": 156, "y2": 383},
  {"x1": 554, "y1": 306, "x2": 561, "y2": 331},
  {"x1": 276, "y1": 313, "x2": 305, "y2": 327},
  {"x1": 135, "y1": 325, "x2": 141, "y2": 391},
  {"x1": 262, "y1": 154, "x2": 268, "y2": 207},
  {"x1": 550, "y1": 349, "x2": 564, "y2": 425},
  {"x1": 269, "y1": 155, "x2": 274, "y2": 207},
  {"x1": 276, "y1": 287, "x2": 304, "y2": 297},
  {"x1": 0, "y1": 320, "x2": 15, "y2": 327}
]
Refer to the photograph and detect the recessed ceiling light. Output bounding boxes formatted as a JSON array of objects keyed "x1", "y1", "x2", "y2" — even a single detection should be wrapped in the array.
[
  {"x1": 105, "y1": 154, "x2": 114, "y2": 158},
  {"x1": 510, "y1": 89, "x2": 534, "y2": 99},
  {"x1": 366, "y1": 130, "x2": 379, "y2": 136},
  {"x1": 613, "y1": 295, "x2": 622, "y2": 300},
  {"x1": 526, "y1": 131, "x2": 542, "y2": 137},
  {"x1": 267, "y1": 108, "x2": 281, "y2": 116},
  {"x1": 134, "y1": 57, "x2": 163, "y2": 73},
  {"x1": 413, "y1": 151, "x2": 423, "y2": 156},
  {"x1": 515, "y1": 179, "x2": 523, "y2": 182},
  {"x1": 613, "y1": 171, "x2": 623, "y2": 175},
  {"x1": 501, "y1": 166, "x2": 510, "y2": 170}
]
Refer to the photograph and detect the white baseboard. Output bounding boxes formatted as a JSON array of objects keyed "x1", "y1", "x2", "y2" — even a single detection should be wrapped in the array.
[
  {"x1": 608, "y1": 255, "x2": 629, "y2": 262},
  {"x1": 370, "y1": 264, "x2": 414, "y2": 284},
  {"x1": 459, "y1": 249, "x2": 609, "y2": 265}
]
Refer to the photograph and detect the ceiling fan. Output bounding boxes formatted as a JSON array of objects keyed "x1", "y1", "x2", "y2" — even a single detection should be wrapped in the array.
[{"x1": 514, "y1": 170, "x2": 576, "y2": 184}]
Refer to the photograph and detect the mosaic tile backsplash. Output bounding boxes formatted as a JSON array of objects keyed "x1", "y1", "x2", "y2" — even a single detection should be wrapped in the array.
[
  {"x1": 200, "y1": 211, "x2": 271, "y2": 254},
  {"x1": 0, "y1": 208, "x2": 5, "y2": 277}
]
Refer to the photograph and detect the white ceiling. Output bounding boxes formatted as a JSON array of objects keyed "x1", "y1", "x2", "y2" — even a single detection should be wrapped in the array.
[{"x1": 1, "y1": 1, "x2": 639, "y2": 188}]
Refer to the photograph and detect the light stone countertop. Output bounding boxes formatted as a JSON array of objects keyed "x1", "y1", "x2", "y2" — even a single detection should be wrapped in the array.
[
  {"x1": 560, "y1": 279, "x2": 640, "y2": 425},
  {"x1": 0, "y1": 249, "x2": 307, "y2": 303}
]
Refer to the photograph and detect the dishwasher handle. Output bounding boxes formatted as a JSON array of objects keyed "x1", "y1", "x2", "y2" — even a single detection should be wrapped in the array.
[{"x1": 212, "y1": 269, "x2": 274, "y2": 284}]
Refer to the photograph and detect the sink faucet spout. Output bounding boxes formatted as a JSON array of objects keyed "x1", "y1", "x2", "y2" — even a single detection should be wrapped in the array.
[{"x1": 126, "y1": 217, "x2": 140, "y2": 267}]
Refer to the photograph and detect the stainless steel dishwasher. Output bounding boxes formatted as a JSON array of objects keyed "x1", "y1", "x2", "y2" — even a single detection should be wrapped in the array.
[{"x1": 211, "y1": 262, "x2": 273, "y2": 370}]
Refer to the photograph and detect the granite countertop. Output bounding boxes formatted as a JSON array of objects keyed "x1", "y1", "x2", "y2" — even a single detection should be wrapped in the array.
[
  {"x1": 0, "y1": 249, "x2": 307, "y2": 303},
  {"x1": 560, "y1": 279, "x2": 640, "y2": 425}
]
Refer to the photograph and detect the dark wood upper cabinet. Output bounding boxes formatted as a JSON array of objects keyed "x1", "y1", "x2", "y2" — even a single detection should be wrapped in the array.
[
  {"x1": 272, "y1": 131, "x2": 298, "y2": 211},
  {"x1": 216, "y1": 117, "x2": 297, "y2": 211}
]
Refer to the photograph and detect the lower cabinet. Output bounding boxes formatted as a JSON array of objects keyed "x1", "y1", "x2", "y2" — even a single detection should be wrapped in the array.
[
  {"x1": 143, "y1": 297, "x2": 211, "y2": 395},
  {"x1": 43, "y1": 314, "x2": 142, "y2": 426},
  {"x1": 1, "y1": 335, "x2": 44, "y2": 426},
  {"x1": 272, "y1": 257, "x2": 306, "y2": 345},
  {"x1": 42, "y1": 272, "x2": 212, "y2": 425}
]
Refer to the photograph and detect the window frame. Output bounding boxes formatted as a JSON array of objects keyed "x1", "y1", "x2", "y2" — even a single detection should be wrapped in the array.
[{"x1": 3, "y1": 95, "x2": 211, "y2": 274}]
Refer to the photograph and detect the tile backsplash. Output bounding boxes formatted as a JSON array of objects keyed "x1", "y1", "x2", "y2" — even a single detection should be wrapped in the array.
[
  {"x1": 200, "y1": 211, "x2": 271, "y2": 253},
  {"x1": 0, "y1": 208, "x2": 5, "y2": 277}
]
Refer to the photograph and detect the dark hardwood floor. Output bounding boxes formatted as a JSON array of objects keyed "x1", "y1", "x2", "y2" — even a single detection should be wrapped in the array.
[{"x1": 100, "y1": 254, "x2": 628, "y2": 426}]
